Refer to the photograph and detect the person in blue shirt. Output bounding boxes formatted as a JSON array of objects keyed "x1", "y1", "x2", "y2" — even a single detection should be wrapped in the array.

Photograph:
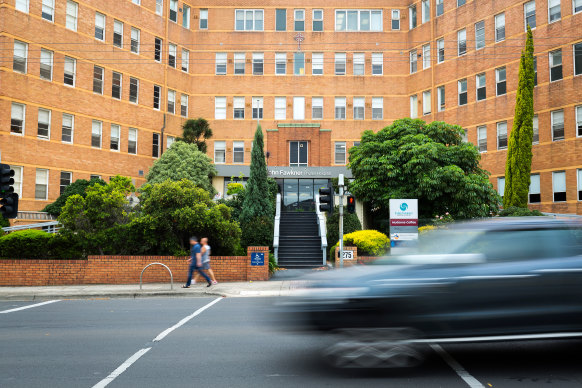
[{"x1": 183, "y1": 236, "x2": 212, "y2": 288}]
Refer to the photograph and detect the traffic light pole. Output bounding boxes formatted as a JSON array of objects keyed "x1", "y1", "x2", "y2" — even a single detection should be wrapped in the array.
[{"x1": 338, "y1": 174, "x2": 344, "y2": 269}]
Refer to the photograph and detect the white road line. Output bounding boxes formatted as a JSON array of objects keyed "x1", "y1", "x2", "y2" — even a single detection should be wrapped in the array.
[
  {"x1": 0, "y1": 300, "x2": 61, "y2": 314},
  {"x1": 92, "y1": 347, "x2": 152, "y2": 388},
  {"x1": 153, "y1": 297, "x2": 223, "y2": 342},
  {"x1": 430, "y1": 343, "x2": 485, "y2": 388}
]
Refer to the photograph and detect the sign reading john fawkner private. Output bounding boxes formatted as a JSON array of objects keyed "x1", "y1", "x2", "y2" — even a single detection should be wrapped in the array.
[{"x1": 267, "y1": 166, "x2": 343, "y2": 178}]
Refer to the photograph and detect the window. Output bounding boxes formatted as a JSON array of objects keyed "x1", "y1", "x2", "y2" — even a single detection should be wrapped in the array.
[
  {"x1": 131, "y1": 28, "x2": 140, "y2": 54},
  {"x1": 548, "y1": 0, "x2": 561, "y2": 22},
  {"x1": 422, "y1": 91, "x2": 431, "y2": 115},
  {"x1": 335, "y1": 53, "x2": 346, "y2": 75},
  {"x1": 95, "y1": 12, "x2": 105, "y2": 40},
  {"x1": 335, "y1": 142, "x2": 346, "y2": 164},
  {"x1": 458, "y1": 29, "x2": 467, "y2": 56},
  {"x1": 66, "y1": 1, "x2": 78, "y2": 31},
  {"x1": 524, "y1": 1, "x2": 536, "y2": 30},
  {"x1": 154, "y1": 38, "x2": 162, "y2": 62},
  {"x1": 294, "y1": 9, "x2": 305, "y2": 31},
  {"x1": 13, "y1": 40, "x2": 27, "y2": 73},
  {"x1": 437, "y1": 38, "x2": 445, "y2": 63},
  {"x1": 353, "y1": 97, "x2": 365, "y2": 120},
  {"x1": 181, "y1": 94, "x2": 188, "y2": 117},
  {"x1": 422, "y1": 0, "x2": 430, "y2": 23},
  {"x1": 275, "y1": 53, "x2": 286, "y2": 75},
  {"x1": 182, "y1": 49, "x2": 189, "y2": 72},
  {"x1": 11, "y1": 103, "x2": 25, "y2": 135},
  {"x1": 62, "y1": 114, "x2": 74, "y2": 143},
  {"x1": 132, "y1": 0, "x2": 141, "y2": 4},
  {"x1": 216, "y1": 53, "x2": 227, "y2": 74},
  {"x1": 233, "y1": 53, "x2": 245, "y2": 75},
  {"x1": 15, "y1": 0, "x2": 28, "y2": 13},
  {"x1": 575, "y1": 43, "x2": 582, "y2": 76},
  {"x1": 533, "y1": 56, "x2": 538, "y2": 85},
  {"x1": 235, "y1": 9, "x2": 264, "y2": 31},
  {"x1": 112, "y1": 72, "x2": 122, "y2": 99},
  {"x1": 42, "y1": 0, "x2": 54, "y2": 21},
  {"x1": 167, "y1": 136, "x2": 175, "y2": 150},
  {"x1": 458, "y1": 79, "x2": 468, "y2": 105},
  {"x1": 579, "y1": 169, "x2": 582, "y2": 200},
  {"x1": 293, "y1": 97, "x2": 305, "y2": 120},
  {"x1": 498, "y1": 177, "x2": 505, "y2": 197},
  {"x1": 391, "y1": 10, "x2": 400, "y2": 30},
  {"x1": 496, "y1": 67, "x2": 506, "y2": 95},
  {"x1": 410, "y1": 49, "x2": 417, "y2": 73},
  {"x1": 312, "y1": 53, "x2": 323, "y2": 75},
  {"x1": 128, "y1": 128, "x2": 137, "y2": 154},
  {"x1": 214, "y1": 141, "x2": 226, "y2": 163},
  {"x1": 577, "y1": 106, "x2": 582, "y2": 136},
  {"x1": 37, "y1": 108, "x2": 50, "y2": 139},
  {"x1": 233, "y1": 141, "x2": 245, "y2": 163},
  {"x1": 11, "y1": 166, "x2": 23, "y2": 197},
  {"x1": 437, "y1": 86, "x2": 445, "y2": 111},
  {"x1": 549, "y1": 49, "x2": 562, "y2": 81},
  {"x1": 156, "y1": 0, "x2": 163, "y2": 15},
  {"x1": 552, "y1": 110, "x2": 564, "y2": 141},
  {"x1": 529, "y1": 174, "x2": 541, "y2": 203},
  {"x1": 436, "y1": 0, "x2": 444, "y2": 16},
  {"x1": 335, "y1": 9, "x2": 383, "y2": 31},
  {"x1": 167, "y1": 90, "x2": 175, "y2": 114},
  {"x1": 353, "y1": 53, "x2": 365, "y2": 75},
  {"x1": 110, "y1": 124, "x2": 120, "y2": 151},
  {"x1": 294, "y1": 52, "x2": 305, "y2": 75},
  {"x1": 476, "y1": 73, "x2": 486, "y2": 101},
  {"x1": 475, "y1": 21, "x2": 485, "y2": 50},
  {"x1": 458, "y1": 0, "x2": 466, "y2": 7},
  {"x1": 183, "y1": 5, "x2": 191, "y2": 28},
  {"x1": 252, "y1": 53, "x2": 263, "y2": 75},
  {"x1": 312, "y1": 97, "x2": 323, "y2": 119},
  {"x1": 113, "y1": 20, "x2": 123, "y2": 48},
  {"x1": 93, "y1": 66, "x2": 104, "y2": 94},
  {"x1": 372, "y1": 53, "x2": 383, "y2": 75},
  {"x1": 575, "y1": 0, "x2": 582, "y2": 13},
  {"x1": 497, "y1": 121, "x2": 508, "y2": 149},
  {"x1": 252, "y1": 97, "x2": 263, "y2": 119},
  {"x1": 168, "y1": 44, "x2": 177, "y2": 68},
  {"x1": 409, "y1": 6, "x2": 417, "y2": 29},
  {"x1": 234, "y1": 97, "x2": 245, "y2": 119},
  {"x1": 313, "y1": 9, "x2": 323, "y2": 31},
  {"x1": 35, "y1": 169, "x2": 48, "y2": 200},
  {"x1": 410, "y1": 95, "x2": 418, "y2": 118},
  {"x1": 150, "y1": 133, "x2": 159, "y2": 158},
  {"x1": 553, "y1": 171, "x2": 566, "y2": 201},
  {"x1": 153, "y1": 85, "x2": 161, "y2": 109},
  {"x1": 39, "y1": 49, "x2": 53, "y2": 80},
  {"x1": 276, "y1": 9, "x2": 286, "y2": 31},
  {"x1": 169, "y1": 0, "x2": 178, "y2": 22},
  {"x1": 533, "y1": 115, "x2": 539, "y2": 143},
  {"x1": 91, "y1": 120, "x2": 102, "y2": 148},
  {"x1": 200, "y1": 9, "x2": 208, "y2": 29},
  {"x1": 477, "y1": 126, "x2": 487, "y2": 152},
  {"x1": 129, "y1": 77, "x2": 139, "y2": 103},
  {"x1": 495, "y1": 13, "x2": 505, "y2": 42},
  {"x1": 275, "y1": 97, "x2": 286, "y2": 120},
  {"x1": 215, "y1": 97, "x2": 226, "y2": 119},
  {"x1": 372, "y1": 97, "x2": 383, "y2": 119},
  {"x1": 335, "y1": 97, "x2": 346, "y2": 120},
  {"x1": 422, "y1": 44, "x2": 431, "y2": 69}
]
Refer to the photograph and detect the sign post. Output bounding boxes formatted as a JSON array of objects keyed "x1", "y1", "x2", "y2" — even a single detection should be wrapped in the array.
[
  {"x1": 389, "y1": 199, "x2": 419, "y2": 254},
  {"x1": 338, "y1": 174, "x2": 344, "y2": 268}
]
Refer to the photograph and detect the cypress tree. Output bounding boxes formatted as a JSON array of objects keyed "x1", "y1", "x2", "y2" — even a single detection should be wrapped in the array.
[{"x1": 504, "y1": 27, "x2": 535, "y2": 209}]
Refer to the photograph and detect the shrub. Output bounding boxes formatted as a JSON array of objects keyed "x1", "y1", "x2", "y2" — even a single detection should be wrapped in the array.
[
  {"x1": 329, "y1": 230, "x2": 390, "y2": 262},
  {"x1": 240, "y1": 216, "x2": 273, "y2": 250},
  {"x1": 418, "y1": 225, "x2": 438, "y2": 234},
  {"x1": 499, "y1": 206, "x2": 544, "y2": 217},
  {"x1": 326, "y1": 207, "x2": 362, "y2": 248},
  {"x1": 0, "y1": 230, "x2": 54, "y2": 259}
]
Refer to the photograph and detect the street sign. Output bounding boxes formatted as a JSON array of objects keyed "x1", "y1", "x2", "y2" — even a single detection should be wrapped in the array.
[{"x1": 251, "y1": 252, "x2": 265, "y2": 266}]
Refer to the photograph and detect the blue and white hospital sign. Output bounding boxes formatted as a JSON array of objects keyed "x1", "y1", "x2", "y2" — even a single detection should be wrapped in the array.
[{"x1": 251, "y1": 252, "x2": 265, "y2": 266}]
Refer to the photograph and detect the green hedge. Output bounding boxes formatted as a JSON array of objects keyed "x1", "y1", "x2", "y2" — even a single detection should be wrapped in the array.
[
  {"x1": 329, "y1": 230, "x2": 390, "y2": 262},
  {"x1": 0, "y1": 230, "x2": 84, "y2": 259},
  {"x1": 498, "y1": 206, "x2": 544, "y2": 217}
]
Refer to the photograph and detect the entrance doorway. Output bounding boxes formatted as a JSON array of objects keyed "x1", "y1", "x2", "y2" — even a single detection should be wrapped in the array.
[
  {"x1": 278, "y1": 178, "x2": 329, "y2": 211},
  {"x1": 289, "y1": 141, "x2": 308, "y2": 167}
]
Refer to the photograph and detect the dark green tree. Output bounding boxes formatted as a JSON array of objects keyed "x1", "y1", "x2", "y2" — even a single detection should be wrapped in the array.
[
  {"x1": 42, "y1": 177, "x2": 106, "y2": 216},
  {"x1": 504, "y1": 27, "x2": 535, "y2": 209},
  {"x1": 349, "y1": 118, "x2": 499, "y2": 220},
  {"x1": 180, "y1": 118, "x2": 213, "y2": 153}
]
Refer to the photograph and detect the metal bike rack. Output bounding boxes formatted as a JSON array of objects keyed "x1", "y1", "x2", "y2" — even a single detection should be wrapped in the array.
[{"x1": 140, "y1": 262, "x2": 173, "y2": 290}]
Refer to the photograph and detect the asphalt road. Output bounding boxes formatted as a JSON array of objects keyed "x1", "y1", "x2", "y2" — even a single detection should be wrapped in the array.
[{"x1": 1, "y1": 297, "x2": 581, "y2": 388}]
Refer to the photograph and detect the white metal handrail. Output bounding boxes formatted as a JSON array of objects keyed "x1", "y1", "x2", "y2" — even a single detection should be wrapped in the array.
[
  {"x1": 140, "y1": 262, "x2": 173, "y2": 290},
  {"x1": 2, "y1": 221, "x2": 61, "y2": 234},
  {"x1": 273, "y1": 193, "x2": 281, "y2": 264},
  {"x1": 315, "y1": 194, "x2": 328, "y2": 266}
]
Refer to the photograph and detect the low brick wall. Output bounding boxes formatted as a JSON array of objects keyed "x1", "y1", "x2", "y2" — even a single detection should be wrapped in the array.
[{"x1": 0, "y1": 247, "x2": 270, "y2": 286}]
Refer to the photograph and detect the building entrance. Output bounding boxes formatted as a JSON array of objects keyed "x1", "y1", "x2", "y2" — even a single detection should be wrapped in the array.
[{"x1": 277, "y1": 179, "x2": 329, "y2": 211}]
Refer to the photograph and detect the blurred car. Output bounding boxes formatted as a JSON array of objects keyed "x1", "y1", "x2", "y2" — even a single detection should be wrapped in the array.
[{"x1": 277, "y1": 217, "x2": 582, "y2": 368}]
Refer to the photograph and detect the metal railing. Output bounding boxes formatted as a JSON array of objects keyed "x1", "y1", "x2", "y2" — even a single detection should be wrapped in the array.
[
  {"x1": 2, "y1": 221, "x2": 61, "y2": 234},
  {"x1": 315, "y1": 194, "x2": 328, "y2": 266},
  {"x1": 273, "y1": 193, "x2": 281, "y2": 264},
  {"x1": 16, "y1": 211, "x2": 57, "y2": 221},
  {"x1": 140, "y1": 262, "x2": 173, "y2": 290}
]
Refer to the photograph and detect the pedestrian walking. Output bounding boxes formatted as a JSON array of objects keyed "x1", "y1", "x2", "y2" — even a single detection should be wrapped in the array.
[
  {"x1": 195, "y1": 237, "x2": 218, "y2": 285},
  {"x1": 182, "y1": 236, "x2": 212, "y2": 288}
]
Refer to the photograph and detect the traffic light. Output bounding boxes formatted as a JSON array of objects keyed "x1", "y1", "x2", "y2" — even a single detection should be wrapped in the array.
[
  {"x1": 0, "y1": 164, "x2": 18, "y2": 219},
  {"x1": 0, "y1": 193, "x2": 19, "y2": 219},
  {"x1": 318, "y1": 187, "x2": 333, "y2": 214},
  {"x1": 347, "y1": 195, "x2": 356, "y2": 214}
]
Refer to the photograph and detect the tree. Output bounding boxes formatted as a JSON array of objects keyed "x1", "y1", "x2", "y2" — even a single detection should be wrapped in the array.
[
  {"x1": 145, "y1": 141, "x2": 216, "y2": 194},
  {"x1": 349, "y1": 118, "x2": 500, "y2": 220},
  {"x1": 504, "y1": 27, "x2": 535, "y2": 209},
  {"x1": 42, "y1": 177, "x2": 106, "y2": 216},
  {"x1": 180, "y1": 118, "x2": 213, "y2": 153}
]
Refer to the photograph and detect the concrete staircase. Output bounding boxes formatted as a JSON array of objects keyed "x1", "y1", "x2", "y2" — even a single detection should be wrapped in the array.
[{"x1": 277, "y1": 211, "x2": 324, "y2": 268}]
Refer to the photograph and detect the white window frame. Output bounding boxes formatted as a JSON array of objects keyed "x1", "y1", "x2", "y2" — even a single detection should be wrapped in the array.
[
  {"x1": 422, "y1": 44, "x2": 431, "y2": 69},
  {"x1": 13, "y1": 40, "x2": 28, "y2": 74},
  {"x1": 529, "y1": 174, "x2": 541, "y2": 203},
  {"x1": 476, "y1": 73, "x2": 486, "y2": 101},
  {"x1": 548, "y1": 0, "x2": 561, "y2": 23},
  {"x1": 216, "y1": 52, "x2": 227, "y2": 75},
  {"x1": 335, "y1": 142, "x2": 347, "y2": 165},
  {"x1": 578, "y1": 169, "x2": 582, "y2": 201},
  {"x1": 409, "y1": 5, "x2": 417, "y2": 29},
  {"x1": 214, "y1": 141, "x2": 226, "y2": 164},
  {"x1": 110, "y1": 124, "x2": 121, "y2": 151},
  {"x1": 312, "y1": 53, "x2": 324, "y2": 75},
  {"x1": 294, "y1": 52, "x2": 305, "y2": 75},
  {"x1": 95, "y1": 12, "x2": 105, "y2": 41},
  {"x1": 312, "y1": 9, "x2": 324, "y2": 31},
  {"x1": 113, "y1": 20, "x2": 124, "y2": 48},
  {"x1": 410, "y1": 49, "x2": 417, "y2": 74},
  {"x1": 37, "y1": 108, "x2": 51, "y2": 140},
  {"x1": 234, "y1": 53, "x2": 245, "y2": 75},
  {"x1": 39, "y1": 49, "x2": 53, "y2": 81},
  {"x1": 167, "y1": 135, "x2": 175, "y2": 150},
  {"x1": 551, "y1": 109, "x2": 564, "y2": 141},
  {"x1": 129, "y1": 77, "x2": 139, "y2": 104},
  {"x1": 234, "y1": 9, "x2": 264, "y2": 31},
  {"x1": 353, "y1": 97, "x2": 365, "y2": 120},
  {"x1": 335, "y1": 9, "x2": 383, "y2": 31},
  {"x1": 252, "y1": 97, "x2": 263, "y2": 119},
  {"x1": 91, "y1": 120, "x2": 102, "y2": 148},
  {"x1": 335, "y1": 53, "x2": 346, "y2": 75},
  {"x1": 11, "y1": 166, "x2": 23, "y2": 197},
  {"x1": 410, "y1": 95, "x2": 418, "y2": 118},
  {"x1": 180, "y1": 94, "x2": 188, "y2": 117},
  {"x1": 200, "y1": 9, "x2": 208, "y2": 29},
  {"x1": 167, "y1": 89, "x2": 176, "y2": 114},
  {"x1": 496, "y1": 67, "x2": 507, "y2": 96},
  {"x1": 372, "y1": 97, "x2": 383, "y2": 119},
  {"x1": 524, "y1": 1, "x2": 536, "y2": 30},
  {"x1": 168, "y1": 43, "x2": 177, "y2": 68},
  {"x1": 293, "y1": 96, "x2": 305, "y2": 120},
  {"x1": 11, "y1": 103, "x2": 26, "y2": 136},
  {"x1": 372, "y1": 53, "x2": 383, "y2": 75},
  {"x1": 477, "y1": 126, "x2": 487, "y2": 152},
  {"x1": 552, "y1": 171, "x2": 567, "y2": 202},
  {"x1": 182, "y1": 5, "x2": 191, "y2": 29},
  {"x1": 575, "y1": 42, "x2": 582, "y2": 77},
  {"x1": 153, "y1": 85, "x2": 161, "y2": 110},
  {"x1": 275, "y1": 53, "x2": 286, "y2": 75},
  {"x1": 128, "y1": 128, "x2": 138, "y2": 154},
  {"x1": 15, "y1": 0, "x2": 29, "y2": 13},
  {"x1": 497, "y1": 121, "x2": 508, "y2": 150},
  {"x1": 312, "y1": 97, "x2": 323, "y2": 119},
  {"x1": 533, "y1": 115, "x2": 539, "y2": 144},
  {"x1": 335, "y1": 97, "x2": 346, "y2": 120},
  {"x1": 275, "y1": 97, "x2": 286, "y2": 120},
  {"x1": 498, "y1": 177, "x2": 505, "y2": 197},
  {"x1": 35, "y1": 169, "x2": 49, "y2": 201},
  {"x1": 437, "y1": 38, "x2": 444, "y2": 64},
  {"x1": 66, "y1": 1, "x2": 78, "y2": 31},
  {"x1": 458, "y1": 79, "x2": 468, "y2": 106},
  {"x1": 422, "y1": 91, "x2": 431, "y2": 115},
  {"x1": 215, "y1": 97, "x2": 226, "y2": 119},
  {"x1": 233, "y1": 141, "x2": 245, "y2": 164},
  {"x1": 294, "y1": 9, "x2": 305, "y2": 31},
  {"x1": 252, "y1": 52, "x2": 264, "y2": 75},
  {"x1": 421, "y1": 0, "x2": 430, "y2": 23},
  {"x1": 93, "y1": 65, "x2": 104, "y2": 94},
  {"x1": 576, "y1": 105, "x2": 582, "y2": 137},
  {"x1": 458, "y1": 29, "x2": 467, "y2": 56},
  {"x1": 437, "y1": 86, "x2": 445, "y2": 111},
  {"x1": 42, "y1": 0, "x2": 54, "y2": 22},
  {"x1": 475, "y1": 21, "x2": 485, "y2": 50},
  {"x1": 549, "y1": 49, "x2": 562, "y2": 82},
  {"x1": 182, "y1": 49, "x2": 189, "y2": 72},
  {"x1": 156, "y1": 0, "x2": 163, "y2": 16},
  {"x1": 353, "y1": 53, "x2": 365, "y2": 75},
  {"x1": 131, "y1": 28, "x2": 140, "y2": 54},
  {"x1": 169, "y1": 0, "x2": 178, "y2": 22},
  {"x1": 495, "y1": 13, "x2": 505, "y2": 42},
  {"x1": 574, "y1": 0, "x2": 582, "y2": 14},
  {"x1": 62, "y1": 113, "x2": 74, "y2": 144},
  {"x1": 112, "y1": 71, "x2": 122, "y2": 100},
  {"x1": 436, "y1": 0, "x2": 444, "y2": 16},
  {"x1": 391, "y1": 9, "x2": 400, "y2": 30},
  {"x1": 233, "y1": 97, "x2": 245, "y2": 119}
]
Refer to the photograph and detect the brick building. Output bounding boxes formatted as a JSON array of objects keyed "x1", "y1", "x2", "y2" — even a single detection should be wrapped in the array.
[{"x1": 1, "y1": 0, "x2": 581, "y2": 215}]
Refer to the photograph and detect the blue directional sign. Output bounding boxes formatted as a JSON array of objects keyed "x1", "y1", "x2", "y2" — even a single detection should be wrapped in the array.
[{"x1": 251, "y1": 252, "x2": 265, "y2": 266}]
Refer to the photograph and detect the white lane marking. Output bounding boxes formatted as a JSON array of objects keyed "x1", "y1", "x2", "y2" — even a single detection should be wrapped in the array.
[
  {"x1": 430, "y1": 344, "x2": 485, "y2": 388},
  {"x1": 92, "y1": 347, "x2": 151, "y2": 388},
  {"x1": 153, "y1": 297, "x2": 223, "y2": 342},
  {"x1": 416, "y1": 332, "x2": 582, "y2": 343},
  {"x1": 0, "y1": 300, "x2": 61, "y2": 314}
]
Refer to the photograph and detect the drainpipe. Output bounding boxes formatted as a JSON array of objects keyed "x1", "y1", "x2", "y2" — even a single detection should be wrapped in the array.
[{"x1": 160, "y1": 113, "x2": 166, "y2": 156}]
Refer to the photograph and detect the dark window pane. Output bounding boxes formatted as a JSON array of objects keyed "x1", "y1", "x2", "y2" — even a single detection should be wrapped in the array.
[
  {"x1": 497, "y1": 81, "x2": 506, "y2": 95},
  {"x1": 477, "y1": 87, "x2": 486, "y2": 101},
  {"x1": 459, "y1": 92, "x2": 467, "y2": 105},
  {"x1": 575, "y1": 44, "x2": 582, "y2": 76},
  {"x1": 529, "y1": 193, "x2": 541, "y2": 203},
  {"x1": 554, "y1": 192, "x2": 566, "y2": 202},
  {"x1": 551, "y1": 65, "x2": 562, "y2": 81}
]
